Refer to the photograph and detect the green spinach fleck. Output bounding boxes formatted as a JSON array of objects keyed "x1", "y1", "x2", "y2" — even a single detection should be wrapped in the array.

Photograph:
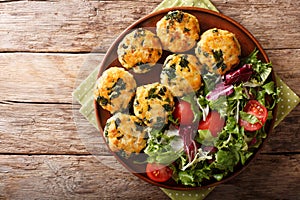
[
  {"x1": 184, "y1": 27, "x2": 190, "y2": 33},
  {"x1": 179, "y1": 55, "x2": 190, "y2": 71},
  {"x1": 109, "y1": 78, "x2": 127, "y2": 99},
  {"x1": 212, "y1": 49, "x2": 227, "y2": 71},
  {"x1": 97, "y1": 96, "x2": 109, "y2": 106},
  {"x1": 165, "y1": 11, "x2": 184, "y2": 23}
]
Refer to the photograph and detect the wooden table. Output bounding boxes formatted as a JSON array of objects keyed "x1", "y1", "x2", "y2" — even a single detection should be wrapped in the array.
[{"x1": 0, "y1": 0, "x2": 299, "y2": 199}]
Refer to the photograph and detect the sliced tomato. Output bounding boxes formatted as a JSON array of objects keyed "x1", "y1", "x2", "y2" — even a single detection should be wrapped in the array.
[
  {"x1": 146, "y1": 163, "x2": 173, "y2": 183},
  {"x1": 239, "y1": 100, "x2": 268, "y2": 131},
  {"x1": 198, "y1": 111, "x2": 225, "y2": 137},
  {"x1": 173, "y1": 100, "x2": 194, "y2": 125}
]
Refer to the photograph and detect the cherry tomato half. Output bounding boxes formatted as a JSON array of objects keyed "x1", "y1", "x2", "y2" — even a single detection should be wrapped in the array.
[
  {"x1": 173, "y1": 100, "x2": 194, "y2": 125},
  {"x1": 239, "y1": 100, "x2": 268, "y2": 131},
  {"x1": 198, "y1": 111, "x2": 225, "y2": 137},
  {"x1": 146, "y1": 163, "x2": 173, "y2": 183}
]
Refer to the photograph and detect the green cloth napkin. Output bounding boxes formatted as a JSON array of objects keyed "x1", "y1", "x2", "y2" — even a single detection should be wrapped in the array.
[
  {"x1": 72, "y1": 0, "x2": 300, "y2": 199},
  {"x1": 153, "y1": 0, "x2": 218, "y2": 12}
]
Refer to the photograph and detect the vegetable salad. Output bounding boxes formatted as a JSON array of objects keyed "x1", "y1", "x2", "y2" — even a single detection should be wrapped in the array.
[{"x1": 144, "y1": 50, "x2": 279, "y2": 186}]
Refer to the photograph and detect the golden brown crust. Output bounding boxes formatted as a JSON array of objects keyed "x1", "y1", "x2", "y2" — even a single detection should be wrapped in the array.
[
  {"x1": 94, "y1": 67, "x2": 136, "y2": 113},
  {"x1": 195, "y1": 28, "x2": 241, "y2": 75},
  {"x1": 104, "y1": 113, "x2": 146, "y2": 156},
  {"x1": 117, "y1": 28, "x2": 162, "y2": 73},
  {"x1": 156, "y1": 10, "x2": 200, "y2": 53},
  {"x1": 133, "y1": 82, "x2": 174, "y2": 128},
  {"x1": 160, "y1": 54, "x2": 202, "y2": 97}
]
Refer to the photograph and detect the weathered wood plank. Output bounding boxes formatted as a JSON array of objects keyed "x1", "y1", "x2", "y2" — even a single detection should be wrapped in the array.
[
  {"x1": 0, "y1": 53, "x2": 103, "y2": 103},
  {"x1": 0, "y1": 1, "x2": 298, "y2": 199},
  {"x1": 0, "y1": 102, "x2": 115, "y2": 155},
  {"x1": 0, "y1": 49, "x2": 299, "y2": 103},
  {"x1": 0, "y1": 102, "x2": 88, "y2": 155},
  {"x1": 215, "y1": 0, "x2": 300, "y2": 50},
  {"x1": 0, "y1": 0, "x2": 298, "y2": 52},
  {"x1": 267, "y1": 106, "x2": 300, "y2": 153},
  {"x1": 0, "y1": 102, "x2": 299, "y2": 155},
  {"x1": 0, "y1": 0, "x2": 161, "y2": 53},
  {"x1": 0, "y1": 154, "x2": 298, "y2": 199},
  {"x1": 0, "y1": 155, "x2": 169, "y2": 199}
]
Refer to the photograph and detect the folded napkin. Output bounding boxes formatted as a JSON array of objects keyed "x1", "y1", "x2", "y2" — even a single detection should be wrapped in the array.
[{"x1": 72, "y1": 0, "x2": 299, "y2": 199}]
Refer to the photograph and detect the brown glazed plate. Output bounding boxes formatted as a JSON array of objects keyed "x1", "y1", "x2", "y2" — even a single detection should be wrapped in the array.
[{"x1": 94, "y1": 7, "x2": 277, "y2": 190}]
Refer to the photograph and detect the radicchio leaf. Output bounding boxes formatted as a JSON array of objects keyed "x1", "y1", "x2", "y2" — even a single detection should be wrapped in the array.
[
  {"x1": 178, "y1": 126, "x2": 198, "y2": 163},
  {"x1": 206, "y1": 82, "x2": 234, "y2": 101},
  {"x1": 224, "y1": 64, "x2": 253, "y2": 85}
]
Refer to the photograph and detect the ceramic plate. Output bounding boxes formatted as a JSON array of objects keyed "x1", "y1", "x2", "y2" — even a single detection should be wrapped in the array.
[{"x1": 94, "y1": 7, "x2": 276, "y2": 190}]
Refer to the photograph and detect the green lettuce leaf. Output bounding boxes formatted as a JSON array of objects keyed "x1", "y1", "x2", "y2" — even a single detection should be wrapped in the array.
[
  {"x1": 144, "y1": 128, "x2": 183, "y2": 165},
  {"x1": 242, "y1": 49, "x2": 273, "y2": 87},
  {"x1": 240, "y1": 111, "x2": 261, "y2": 125}
]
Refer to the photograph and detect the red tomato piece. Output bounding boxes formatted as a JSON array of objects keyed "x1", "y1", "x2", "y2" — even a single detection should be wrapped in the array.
[
  {"x1": 239, "y1": 100, "x2": 268, "y2": 131},
  {"x1": 146, "y1": 163, "x2": 173, "y2": 183},
  {"x1": 198, "y1": 111, "x2": 225, "y2": 137},
  {"x1": 173, "y1": 100, "x2": 194, "y2": 125}
]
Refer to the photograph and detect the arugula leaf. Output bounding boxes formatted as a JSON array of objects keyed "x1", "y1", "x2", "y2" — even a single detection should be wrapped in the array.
[
  {"x1": 213, "y1": 174, "x2": 224, "y2": 181},
  {"x1": 175, "y1": 159, "x2": 213, "y2": 186},
  {"x1": 254, "y1": 81, "x2": 280, "y2": 109},
  {"x1": 263, "y1": 81, "x2": 281, "y2": 109},
  {"x1": 263, "y1": 81, "x2": 275, "y2": 95},
  {"x1": 240, "y1": 151, "x2": 253, "y2": 165}
]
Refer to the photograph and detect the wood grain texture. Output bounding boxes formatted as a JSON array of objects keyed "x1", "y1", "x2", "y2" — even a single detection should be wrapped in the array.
[
  {"x1": 0, "y1": 0, "x2": 299, "y2": 199},
  {"x1": 0, "y1": 53, "x2": 103, "y2": 103},
  {"x1": 0, "y1": 154, "x2": 298, "y2": 199},
  {"x1": 0, "y1": 0, "x2": 161, "y2": 53},
  {"x1": 0, "y1": 0, "x2": 299, "y2": 52},
  {"x1": 0, "y1": 102, "x2": 86, "y2": 155},
  {"x1": 0, "y1": 155, "x2": 169, "y2": 199}
]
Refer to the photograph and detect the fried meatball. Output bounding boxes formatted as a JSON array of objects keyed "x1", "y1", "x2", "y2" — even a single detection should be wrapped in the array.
[
  {"x1": 94, "y1": 67, "x2": 136, "y2": 113},
  {"x1": 117, "y1": 28, "x2": 162, "y2": 73},
  {"x1": 133, "y1": 83, "x2": 175, "y2": 128},
  {"x1": 156, "y1": 10, "x2": 200, "y2": 53},
  {"x1": 104, "y1": 112, "x2": 147, "y2": 156},
  {"x1": 195, "y1": 28, "x2": 241, "y2": 75},
  {"x1": 160, "y1": 54, "x2": 202, "y2": 97}
]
